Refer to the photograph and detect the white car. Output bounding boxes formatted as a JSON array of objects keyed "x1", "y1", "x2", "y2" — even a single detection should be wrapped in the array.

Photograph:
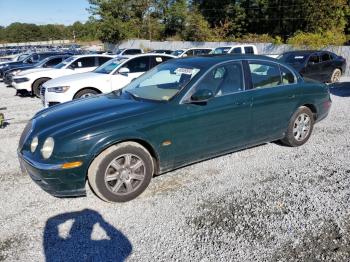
[
  {"x1": 171, "y1": 48, "x2": 213, "y2": 57},
  {"x1": 211, "y1": 44, "x2": 258, "y2": 55},
  {"x1": 41, "y1": 54, "x2": 175, "y2": 107},
  {"x1": 12, "y1": 54, "x2": 113, "y2": 97}
]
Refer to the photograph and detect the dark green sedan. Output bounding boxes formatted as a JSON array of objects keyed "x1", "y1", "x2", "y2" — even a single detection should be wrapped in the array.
[{"x1": 18, "y1": 55, "x2": 332, "y2": 202}]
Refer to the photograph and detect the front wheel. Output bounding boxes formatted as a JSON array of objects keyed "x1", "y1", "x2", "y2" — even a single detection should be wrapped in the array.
[
  {"x1": 32, "y1": 78, "x2": 50, "y2": 97},
  {"x1": 281, "y1": 106, "x2": 314, "y2": 147},
  {"x1": 74, "y1": 88, "x2": 99, "y2": 99},
  {"x1": 88, "y1": 142, "x2": 154, "y2": 202}
]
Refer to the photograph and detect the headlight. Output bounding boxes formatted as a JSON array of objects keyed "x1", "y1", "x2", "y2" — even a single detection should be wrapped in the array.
[
  {"x1": 41, "y1": 137, "x2": 54, "y2": 159},
  {"x1": 12, "y1": 69, "x2": 22, "y2": 75},
  {"x1": 31, "y1": 136, "x2": 38, "y2": 153},
  {"x1": 13, "y1": 77, "x2": 29, "y2": 83},
  {"x1": 47, "y1": 86, "x2": 70, "y2": 93}
]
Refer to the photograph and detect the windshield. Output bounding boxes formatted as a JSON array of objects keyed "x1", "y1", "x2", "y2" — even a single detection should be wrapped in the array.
[
  {"x1": 171, "y1": 50, "x2": 184, "y2": 57},
  {"x1": 94, "y1": 58, "x2": 128, "y2": 74},
  {"x1": 54, "y1": 56, "x2": 75, "y2": 69},
  {"x1": 278, "y1": 53, "x2": 309, "y2": 64},
  {"x1": 123, "y1": 62, "x2": 201, "y2": 101},
  {"x1": 35, "y1": 57, "x2": 52, "y2": 67},
  {"x1": 115, "y1": 49, "x2": 125, "y2": 55},
  {"x1": 17, "y1": 53, "x2": 30, "y2": 61},
  {"x1": 212, "y1": 47, "x2": 231, "y2": 54}
]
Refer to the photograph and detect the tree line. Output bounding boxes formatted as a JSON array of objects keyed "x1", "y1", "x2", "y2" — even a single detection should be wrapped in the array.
[{"x1": 1, "y1": 0, "x2": 349, "y2": 48}]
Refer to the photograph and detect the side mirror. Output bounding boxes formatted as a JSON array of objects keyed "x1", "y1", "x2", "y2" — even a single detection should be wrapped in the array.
[
  {"x1": 191, "y1": 89, "x2": 214, "y2": 103},
  {"x1": 119, "y1": 67, "x2": 130, "y2": 76}
]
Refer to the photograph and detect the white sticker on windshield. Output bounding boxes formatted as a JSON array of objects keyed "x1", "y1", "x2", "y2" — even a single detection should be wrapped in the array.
[
  {"x1": 156, "y1": 57, "x2": 163, "y2": 62},
  {"x1": 175, "y1": 68, "x2": 194, "y2": 75},
  {"x1": 295, "y1": 56, "x2": 305, "y2": 59}
]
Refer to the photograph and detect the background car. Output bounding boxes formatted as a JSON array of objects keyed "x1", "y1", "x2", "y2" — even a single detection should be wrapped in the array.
[
  {"x1": 12, "y1": 54, "x2": 113, "y2": 97},
  {"x1": 211, "y1": 44, "x2": 258, "y2": 55},
  {"x1": 41, "y1": 54, "x2": 175, "y2": 107},
  {"x1": 114, "y1": 48, "x2": 144, "y2": 56},
  {"x1": 171, "y1": 48, "x2": 213, "y2": 57},
  {"x1": 3, "y1": 54, "x2": 72, "y2": 86},
  {"x1": 148, "y1": 49, "x2": 173, "y2": 54},
  {"x1": 0, "y1": 52, "x2": 71, "y2": 79},
  {"x1": 278, "y1": 50, "x2": 346, "y2": 83},
  {"x1": 18, "y1": 55, "x2": 331, "y2": 203}
]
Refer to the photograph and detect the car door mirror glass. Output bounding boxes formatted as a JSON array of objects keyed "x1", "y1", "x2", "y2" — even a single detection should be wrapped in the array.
[
  {"x1": 119, "y1": 67, "x2": 130, "y2": 76},
  {"x1": 191, "y1": 89, "x2": 214, "y2": 103}
]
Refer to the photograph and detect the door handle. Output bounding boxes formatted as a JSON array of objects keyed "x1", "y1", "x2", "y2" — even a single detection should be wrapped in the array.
[{"x1": 288, "y1": 95, "x2": 296, "y2": 99}]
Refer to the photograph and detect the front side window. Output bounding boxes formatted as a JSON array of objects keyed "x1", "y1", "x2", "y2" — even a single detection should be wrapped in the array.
[
  {"x1": 123, "y1": 63, "x2": 201, "y2": 101},
  {"x1": 231, "y1": 47, "x2": 242, "y2": 54},
  {"x1": 191, "y1": 62, "x2": 244, "y2": 97},
  {"x1": 150, "y1": 56, "x2": 173, "y2": 68},
  {"x1": 213, "y1": 47, "x2": 231, "y2": 54},
  {"x1": 97, "y1": 56, "x2": 112, "y2": 66},
  {"x1": 249, "y1": 62, "x2": 281, "y2": 89},
  {"x1": 308, "y1": 55, "x2": 320, "y2": 64},
  {"x1": 123, "y1": 56, "x2": 150, "y2": 73},
  {"x1": 54, "y1": 56, "x2": 76, "y2": 69}
]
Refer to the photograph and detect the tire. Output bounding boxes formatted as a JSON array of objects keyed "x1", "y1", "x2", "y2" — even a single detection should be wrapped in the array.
[
  {"x1": 281, "y1": 106, "x2": 314, "y2": 147},
  {"x1": 74, "y1": 88, "x2": 99, "y2": 99},
  {"x1": 32, "y1": 78, "x2": 50, "y2": 97},
  {"x1": 88, "y1": 142, "x2": 154, "y2": 203},
  {"x1": 330, "y1": 68, "x2": 342, "y2": 83}
]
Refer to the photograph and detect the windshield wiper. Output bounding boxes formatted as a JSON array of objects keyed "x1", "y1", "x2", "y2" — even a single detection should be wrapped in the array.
[{"x1": 124, "y1": 90, "x2": 140, "y2": 101}]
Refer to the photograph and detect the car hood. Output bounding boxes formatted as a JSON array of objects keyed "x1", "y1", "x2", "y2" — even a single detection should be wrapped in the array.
[
  {"x1": 44, "y1": 72, "x2": 107, "y2": 87},
  {"x1": 33, "y1": 93, "x2": 158, "y2": 138},
  {"x1": 17, "y1": 67, "x2": 55, "y2": 76}
]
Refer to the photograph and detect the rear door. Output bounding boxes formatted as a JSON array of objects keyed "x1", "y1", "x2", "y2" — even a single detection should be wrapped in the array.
[
  {"x1": 319, "y1": 52, "x2": 333, "y2": 81},
  {"x1": 248, "y1": 60, "x2": 299, "y2": 143}
]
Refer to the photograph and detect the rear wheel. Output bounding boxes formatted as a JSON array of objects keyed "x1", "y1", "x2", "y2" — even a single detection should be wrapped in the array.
[
  {"x1": 281, "y1": 106, "x2": 314, "y2": 147},
  {"x1": 32, "y1": 78, "x2": 50, "y2": 97},
  {"x1": 330, "y1": 68, "x2": 341, "y2": 83},
  {"x1": 88, "y1": 142, "x2": 154, "y2": 202},
  {"x1": 74, "y1": 88, "x2": 99, "y2": 99}
]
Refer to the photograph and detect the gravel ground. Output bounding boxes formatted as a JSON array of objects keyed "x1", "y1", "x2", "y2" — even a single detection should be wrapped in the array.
[{"x1": 0, "y1": 80, "x2": 350, "y2": 262}]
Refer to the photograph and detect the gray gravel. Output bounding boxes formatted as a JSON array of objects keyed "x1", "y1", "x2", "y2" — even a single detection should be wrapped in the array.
[{"x1": 0, "y1": 80, "x2": 350, "y2": 261}]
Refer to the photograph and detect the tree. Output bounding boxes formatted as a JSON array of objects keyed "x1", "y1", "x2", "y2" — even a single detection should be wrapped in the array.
[{"x1": 182, "y1": 8, "x2": 213, "y2": 41}]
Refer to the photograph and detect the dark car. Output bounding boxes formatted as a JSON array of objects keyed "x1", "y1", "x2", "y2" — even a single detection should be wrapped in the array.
[
  {"x1": 278, "y1": 50, "x2": 346, "y2": 83},
  {"x1": 3, "y1": 54, "x2": 72, "y2": 86},
  {"x1": 0, "y1": 52, "x2": 72, "y2": 79},
  {"x1": 18, "y1": 55, "x2": 331, "y2": 202}
]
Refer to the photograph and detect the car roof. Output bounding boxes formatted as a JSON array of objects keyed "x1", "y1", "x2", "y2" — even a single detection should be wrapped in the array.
[
  {"x1": 117, "y1": 53, "x2": 176, "y2": 59},
  {"x1": 72, "y1": 54, "x2": 114, "y2": 59},
  {"x1": 282, "y1": 50, "x2": 319, "y2": 55},
  {"x1": 171, "y1": 54, "x2": 280, "y2": 68}
]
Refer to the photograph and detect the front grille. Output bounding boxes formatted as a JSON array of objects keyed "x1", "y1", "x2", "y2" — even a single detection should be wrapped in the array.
[{"x1": 18, "y1": 120, "x2": 33, "y2": 150}]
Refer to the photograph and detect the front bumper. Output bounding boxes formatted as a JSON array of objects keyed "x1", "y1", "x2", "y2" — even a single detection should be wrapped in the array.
[
  {"x1": 13, "y1": 80, "x2": 32, "y2": 92},
  {"x1": 43, "y1": 88, "x2": 72, "y2": 108},
  {"x1": 18, "y1": 152, "x2": 86, "y2": 197}
]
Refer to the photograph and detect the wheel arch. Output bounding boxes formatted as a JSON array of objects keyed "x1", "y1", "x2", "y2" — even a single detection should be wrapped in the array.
[
  {"x1": 73, "y1": 87, "x2": 102, "y2": 99},
  {"x1": 301, "y1": 103, "x2": 318, "y2": 120},
  {"x1": 31, "y1": 77, "x2": 51, "y2": 93},
  {"x1": 88, "y1": 137, "x2": 160, "y2": 179}
]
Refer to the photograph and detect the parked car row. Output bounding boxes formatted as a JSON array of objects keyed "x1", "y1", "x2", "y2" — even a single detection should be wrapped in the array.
[{"x1": 17, "y1": 54, "x2": 332, "y2": 203}]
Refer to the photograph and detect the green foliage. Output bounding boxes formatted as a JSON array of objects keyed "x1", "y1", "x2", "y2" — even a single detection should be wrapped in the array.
[
  {"x1": 182, "y1": 9, "x2": 213, "y2": 41},
  {"x1": 287, "y1": 30, "x2": 347, "y2": 49}
]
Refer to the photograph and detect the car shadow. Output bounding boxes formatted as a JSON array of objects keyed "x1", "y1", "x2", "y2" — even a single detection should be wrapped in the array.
[
  {"x1": 329, "y1": 82, "x2": 350, "y2": 97},
  {"x1": 43, "y1": 209, "x2": 132, "y2": 262}
]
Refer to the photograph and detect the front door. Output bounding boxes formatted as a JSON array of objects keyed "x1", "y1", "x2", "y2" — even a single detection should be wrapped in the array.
[{"x1": 170, "y1": 61, "x2": 252, "y2": 165}]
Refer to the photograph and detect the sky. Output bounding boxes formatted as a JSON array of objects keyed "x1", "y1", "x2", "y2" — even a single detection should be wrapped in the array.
[{"x1": 0, "y1": 0, "x2": 91, "y2": 27}]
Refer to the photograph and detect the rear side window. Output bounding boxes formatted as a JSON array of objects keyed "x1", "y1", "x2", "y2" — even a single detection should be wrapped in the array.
[
  {"x1": 72, "y1": 57, "x2": 96, "y2": 68},
  {"x1": 184, "y1": 50, "x2": 195, "y2": 56},
  {"x1": 321, "y1": 53, "x2": 331, "y2": 62},
  {"x1": 150, "y1": 56, "x2": 173, "y2": 68},
  {"x1": 244, "y1": 46, "x2": 255, "y2": 54},
  {"x1": 280, "y1": 66, "x2": 296, "y2": 84},
  {"x1": 194, "y1": 49, "x2": 211, "y2": 55},
  {"x1": 249, "y1": 62, "x2": 281, "y2": 89},
  {"x1": 124, "y1": 56, "x2": 150, "y2": 73},
  {"x1": 231, "y1": 47, "x2": 242, "y2": 54},
  {"x1": 97, "y1": 56, "x2": 111, "y2": 66}
]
